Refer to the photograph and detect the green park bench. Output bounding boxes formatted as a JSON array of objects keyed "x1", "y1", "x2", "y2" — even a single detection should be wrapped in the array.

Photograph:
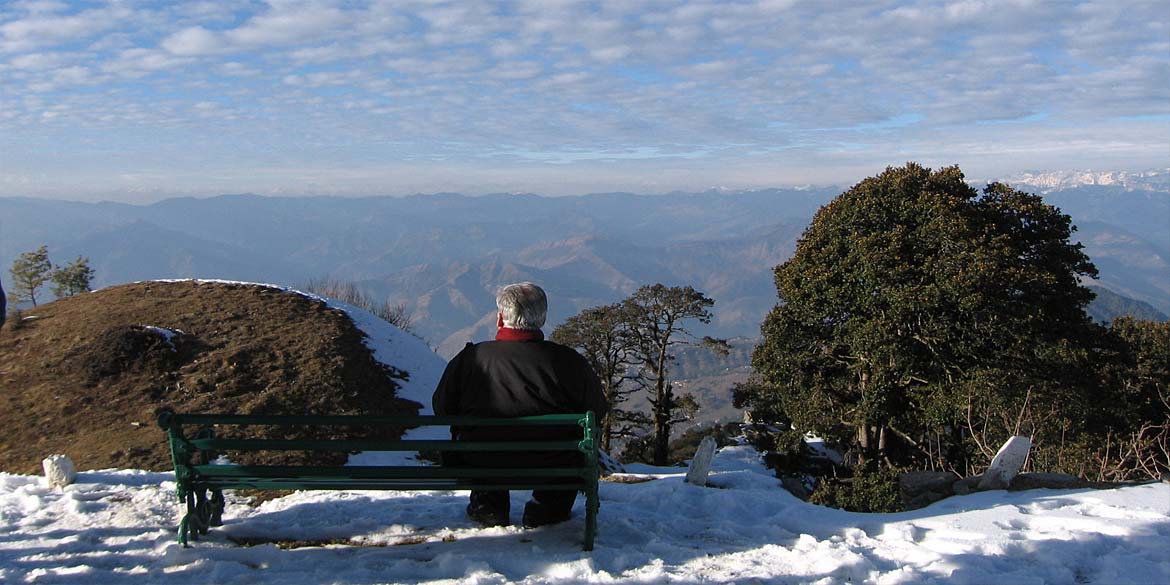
[{"x1": 157, "y1": 410, "x2": 601, "y2": 551}]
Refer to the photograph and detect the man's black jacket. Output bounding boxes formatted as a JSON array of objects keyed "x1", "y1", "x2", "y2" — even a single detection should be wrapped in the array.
[{"x1": 432, "y1": 338, "x2": 608, "y2": 466}]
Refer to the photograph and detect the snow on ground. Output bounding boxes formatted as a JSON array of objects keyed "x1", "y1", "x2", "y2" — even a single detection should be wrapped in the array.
[
  {"x1": 6, "y1": 279, "x2": 1162, "y2": 583},
  {"x1": 1, "y1": 447, "x2": 1167, "y2": 584}
]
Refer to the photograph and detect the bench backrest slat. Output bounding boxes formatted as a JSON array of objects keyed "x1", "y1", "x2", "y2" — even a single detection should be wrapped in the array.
[{"x1": 162, "y1": 412, "x2": 588, "y2": 427}]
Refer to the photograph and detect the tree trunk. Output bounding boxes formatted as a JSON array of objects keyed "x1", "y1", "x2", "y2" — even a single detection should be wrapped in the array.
[
  {"x1": 601, "y1": 413, "x2": 612, "y2": 453},
  {"x1": 857, "y1": 425, "x2": 871, "y2": 467},
  {"x1": 856, "y1": 370, "x2": 873, "y2": 466},
  {"x1": 651, "y1": 340, "x2": 673, "y2": 466},
  {"x1": 652, "y1": 380, "x2": 671, "y2": 465}
]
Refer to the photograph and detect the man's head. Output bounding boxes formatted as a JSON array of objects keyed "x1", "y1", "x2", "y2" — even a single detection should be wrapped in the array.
[{"x1": 496, "y1": 282, "x2": 547, "y2": 330}]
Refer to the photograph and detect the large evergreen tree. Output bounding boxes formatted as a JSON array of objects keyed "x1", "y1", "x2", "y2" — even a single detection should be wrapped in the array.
[{"x1": 744, "y1": 163, "x2": 1101, "y2": 472}]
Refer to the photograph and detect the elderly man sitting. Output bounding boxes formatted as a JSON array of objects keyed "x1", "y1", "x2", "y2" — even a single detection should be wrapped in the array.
[{"x1": 432, "y1": 282, "x2": 608, "y2": 527}]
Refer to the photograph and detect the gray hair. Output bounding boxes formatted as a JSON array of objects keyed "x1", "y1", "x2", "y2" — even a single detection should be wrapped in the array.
[{"x1": 496, "y1": 282, "x2": 547, "y2": 330}]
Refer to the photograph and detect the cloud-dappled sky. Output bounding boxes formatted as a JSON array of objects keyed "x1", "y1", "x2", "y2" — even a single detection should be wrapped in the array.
[{"x1": 1, "y1": 0, "x2": 1167, "y2": 201}]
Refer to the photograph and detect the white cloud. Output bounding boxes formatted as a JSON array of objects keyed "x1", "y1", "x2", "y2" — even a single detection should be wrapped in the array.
[
  {"x1": 490, "y1": 61, "x2": 543, "y2": 80},
  {"x1": 219, "y1": 61, "x2": 259, "y2": 76},
  {"x1": 289, "y1": 44, "x2": 353, "y2": 64},
  {"x1": 101, "y1": 48, "x2": 192, "y2": 77},
  {"x1": 283, "y1": 69, "x2": 364, "y2": 87},
  {"x1": 162, "y1": 26, "x2": 225, "y2": 56},
  {"x1": 0, "y1": 5, "x2": 129, "y2": 53},
  {"x1": 9, "y1": 51, "x2": 69, "y2": 70},
  {"x1": 49, "y1": 65, "x2": 90, "y2": 84},
  {"x1": 225, "y1": 1, "x2": 350, "y2": 48},
  {"x1": 590, "y1": 46, "x2": 629, "y2": 62},
  {"x1": 7, "y1": 1, "x2": 70, "y2": 17},
  {"x1": 176, "y1": 1, "x2": 243, "y2": 23}
]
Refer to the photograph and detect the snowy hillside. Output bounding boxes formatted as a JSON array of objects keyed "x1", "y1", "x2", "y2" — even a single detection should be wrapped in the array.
[{"x1": 1, "y1": 281, "x2": 1167, "y2": 584}]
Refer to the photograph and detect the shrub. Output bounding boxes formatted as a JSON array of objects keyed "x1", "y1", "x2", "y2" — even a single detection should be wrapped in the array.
[
  {"x1": 618, "y1": 422, "x2": 741, "y2": 466},
  {"x1": 303, "y1": 278, "x2": 416, "y2": 335},
  {"x1": 809, "y1": 466, "x2": 902, "y2": 513}
]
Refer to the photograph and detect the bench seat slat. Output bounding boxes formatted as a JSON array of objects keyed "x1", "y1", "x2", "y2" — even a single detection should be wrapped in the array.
[
  {"x1": 191, "y1": 438, "x2": 587, "y2": 453},
  {"x1": 192, "y1": 464, "x2": 587, "y2": 479},
  {"x1": 196, "y1": 478, "x2": 588, "y2": 491}
]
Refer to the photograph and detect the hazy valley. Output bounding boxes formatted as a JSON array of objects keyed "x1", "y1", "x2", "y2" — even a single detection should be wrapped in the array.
[{"x1": 2, "y1": 180, "x2": 1166, "y2": 425}]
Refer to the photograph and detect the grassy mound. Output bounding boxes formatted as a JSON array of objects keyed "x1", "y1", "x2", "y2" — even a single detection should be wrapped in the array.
[{"x1": 0, "y1": 281, "x2": 419, "y2": 474}]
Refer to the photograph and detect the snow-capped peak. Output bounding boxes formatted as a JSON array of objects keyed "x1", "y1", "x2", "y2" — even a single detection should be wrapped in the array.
[{"x1": 997, "y1": 169, "x2": 1170, "y2": 193}]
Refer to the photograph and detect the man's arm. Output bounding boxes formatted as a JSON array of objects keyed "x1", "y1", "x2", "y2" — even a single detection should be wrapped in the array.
[
  {"x1": 432, "y1": 343, "x2": 472, "y2": 416},
  {"x1": 431, "y1": 360, "x2": 459, "y2": 416},
  {"x1": 579, "y1": 360, "x2": 609, "y2": 419}
]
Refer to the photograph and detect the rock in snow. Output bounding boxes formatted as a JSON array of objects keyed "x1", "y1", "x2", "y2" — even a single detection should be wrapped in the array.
[
  {"x1": 685, "y1": 436, "x2": 717, "y2": 486},
  {"x1": 978, "y1": 435, "x2": 1032, "y2": 490},
  {"x1": 42, "y1": 454, "x2": 76, "y2": 489},
  {"x1": 899, "y1": 470, "x2": 958, "y2": 509}
]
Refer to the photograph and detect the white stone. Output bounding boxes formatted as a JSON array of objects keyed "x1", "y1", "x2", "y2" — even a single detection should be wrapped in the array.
[
  {"x1": 978, "y1": 436, "x2": 1031, "y2": 490},
  {"x1": 42, "y1": 454, "x2": 77, "y2": 489},
  {"x1": 685, "y1": 437, "x2": 718, "y2": 486}
]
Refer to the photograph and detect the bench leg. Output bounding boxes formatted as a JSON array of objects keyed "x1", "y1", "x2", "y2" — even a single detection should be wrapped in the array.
[
  {"x1": 175, "y1": 487, "x2": 221, "y2": 547},
  {"x1": 178, "y1": 514, "x2": 191, "y2": 547},
  {"x1": 179, "y1": 492, "x2": 196, "y2": 547},
  {"x1": 193, "y1": 489, "x2": 213, "y2": 536},
  {"x1": 209, "y1": 489, "x2": 225, "y2": 527},
  {"x1": 583, "y1": 485, "x2": 598, "y2": 551}
]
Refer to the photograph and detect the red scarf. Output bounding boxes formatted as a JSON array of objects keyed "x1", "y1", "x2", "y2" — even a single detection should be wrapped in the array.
[{"x1": 496, "y1": 327, "x2": 544, "y2": 342}]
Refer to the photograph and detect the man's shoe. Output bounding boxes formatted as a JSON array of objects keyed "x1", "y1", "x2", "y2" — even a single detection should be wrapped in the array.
[
  {"x1": 521, "y1": 501, "x2": 571, "y2": 528},
  {"x1": 466, "y1": 503, "x2": 508, "y2": 527}
]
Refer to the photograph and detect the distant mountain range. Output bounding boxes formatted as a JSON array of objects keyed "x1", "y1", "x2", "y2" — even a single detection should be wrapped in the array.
[
  {"x1": 995, "y1": 169, "x2": 1169, "y2": 193},
  {"x1": 1, "y1": 180, "x2": 1166, "y2": 358}
]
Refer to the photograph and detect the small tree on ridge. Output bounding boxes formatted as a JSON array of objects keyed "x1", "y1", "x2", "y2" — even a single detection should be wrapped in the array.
[
  {"x1": 51, "y1": 256, "x2": 94, "y2": 298},
  {"x1": 8, "y1": 246, "x2": 53, "y2": 306}
]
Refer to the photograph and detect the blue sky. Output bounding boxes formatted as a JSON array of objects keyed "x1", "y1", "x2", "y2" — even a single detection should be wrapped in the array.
[{"x1": 0, "y1": 0, "x2": 1167, "y2": 202}]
